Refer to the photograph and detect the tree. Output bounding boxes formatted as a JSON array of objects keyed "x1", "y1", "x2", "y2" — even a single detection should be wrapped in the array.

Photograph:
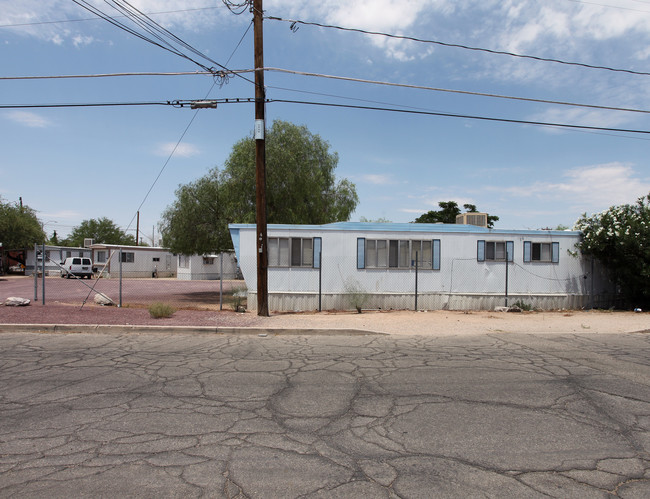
[
  {"x1": 359, "y1": 216, "x2": 392, "y2": 223},
  {"x1": 160, "y1": 120, "x2": 359, "y2": 254},
  {"x1": 63, "y1": 217, "x2": 136, "y2": 247},
  {"x1": 574, "y1": 194, "x2": 650, "y2": 307},
  {"x1": 0, "y1": 197, "x2": 46, "y2": 248},
  {"x1": 413, "y1": 201, "x2": 499, "y2": 228}
]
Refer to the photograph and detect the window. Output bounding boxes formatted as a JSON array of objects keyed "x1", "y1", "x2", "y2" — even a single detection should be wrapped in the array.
[
  {"x1": 120, "y1": 252, "x2": 134, "y2": 263},
  {"x1": 359, "y1": 239, "x2": 440, "y2": 270},
  {"x1": 178, "y1": 255, "x2": 189, "y2": 268},
  {"x1": 477, "y1": 241, "x2": 514, "y2": 262},
  {"x1": 153, "y1": 257, "x2": 160, "y2": 262},
  {"x1": 96, "y1": 251, "x2": 107, "y2": 263},
  {"x1": 203, "y1": 256, "x2": 215, "y2": 265},
  {"x1": 268, "y1": 237, "x2": 315, "y2": 267},
  {"x1": 524, "y1": 241, "x2": 559, "y2": 263}
]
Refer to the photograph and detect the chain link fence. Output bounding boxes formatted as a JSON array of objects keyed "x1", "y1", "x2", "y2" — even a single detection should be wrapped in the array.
[{"x1": 5, "y1": 244, "x2": 246, "y2": 311}]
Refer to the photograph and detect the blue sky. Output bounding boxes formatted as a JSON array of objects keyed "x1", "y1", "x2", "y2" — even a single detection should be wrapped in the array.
[{"x1": 2, "y1": 0, "x2": 650, "y2": 243}]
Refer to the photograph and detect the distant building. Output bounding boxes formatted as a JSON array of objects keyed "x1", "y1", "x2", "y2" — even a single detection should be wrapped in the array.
[{"x1": 90, "y1": 244, "x2": 176, "y2": 278}]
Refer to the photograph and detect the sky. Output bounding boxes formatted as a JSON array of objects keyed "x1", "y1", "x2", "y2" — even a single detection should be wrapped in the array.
[{"x1": 1, "y1": 0, "x2": 650, "y2": 243}]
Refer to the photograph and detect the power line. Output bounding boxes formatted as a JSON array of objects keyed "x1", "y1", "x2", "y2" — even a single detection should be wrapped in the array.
[
  {"x1": 265, "y1": 15, "x2": 650, "y2": 77},
  {"x1": 566, "y1": 0, "x2": 650, "y2": 13},
  {"x1": 0, "y1": 98, "x2": 256, "y2": 109},
  {"x1": 0, "y1": 5, "x2": 226, "y2": 28},
  {"x1": 0, "y1": 71, "x2": 218, "y2": 80},
  {"x1": 126, "y1": 19, "x2": 255, "y2": 234},
  {"x1": 264, "y1": 67, "x2": 650, "y2": 115},
  {"x1": 269, "y1": 98, "x2": 650, "y2": 135}
]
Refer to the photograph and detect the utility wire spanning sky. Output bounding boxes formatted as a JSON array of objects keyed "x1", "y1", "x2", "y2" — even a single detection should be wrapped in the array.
[{"x1": 1, "y1": 0, "x2": 649, "y2": 242}]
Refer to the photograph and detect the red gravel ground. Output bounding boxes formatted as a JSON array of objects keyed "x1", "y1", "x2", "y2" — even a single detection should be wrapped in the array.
[{"x1": 0, "y1": 303, "x2": 264, "y2": 327}]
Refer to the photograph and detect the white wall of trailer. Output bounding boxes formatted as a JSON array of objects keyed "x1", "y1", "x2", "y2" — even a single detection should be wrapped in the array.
[
  {"x1": 25, "y1": 246, "x2": 91, "y2": 276},
  {"x1": 230, "y1": 223, "x2": 615, "y2": 312},
  {"x1": 91, "y1": 245, "x2": 177, "y2": 278},
  {"x1": 177, "y1": 252, "x2": 239, "y2": 280}
]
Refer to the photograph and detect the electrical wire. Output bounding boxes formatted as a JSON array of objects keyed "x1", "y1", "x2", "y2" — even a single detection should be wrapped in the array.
[
  {"x1": 124, "y1": 18, "x2": 254, "y2": 237},
  {"x1": 268, "y1": 98, "x2": 650, "y2": 135},
  {"x1": 0, "y1": 71, "x2": 216, "y2": 80},
  {"x1": 265, "y1": 15, "x2": 650, "y2": 77},
  {"x1": 0, "y1": 5, "x2": 227, "y2": 28},
  {"x1": 70, "y1": 0, "x2": 254, "y2": 85},
  {"x1": 263, "y1": 67, "x2": 650, "y2": 115},
  {"x1": 566, "y1": 0, "x2": 650, "y2": 13}
]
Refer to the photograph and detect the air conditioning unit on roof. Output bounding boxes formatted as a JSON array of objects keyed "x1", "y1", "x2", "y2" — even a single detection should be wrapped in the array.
[
  {"x1": 83, "y1": 238, "x2": 94, "y2": 248},
  {"x1": 456, "y1": 213, "x2": 488, "y2": 228}
]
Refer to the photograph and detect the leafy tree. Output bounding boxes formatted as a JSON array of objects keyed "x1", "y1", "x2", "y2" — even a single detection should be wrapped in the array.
[
  {"x1": 574, "y1": 194, "x2": 650, "y2": 307},
  {"x1": 413, "y1": 201, "x2": 499, "y2": 228},
  {"x1": 0, "y1": 197, "x2": 46, "y2": 248},
  {"x1": 160, "y1": 120, "x2": 359, "y2": 254},
  {"x1": 62, "y1": 217, "x2": 136, "y2": 247},
  {"x1": 48, "y1": 230, "x2": 60, "y2": 245},
  {"x1": 359, "y1": 216, "x2": 392, "y2": 223}
]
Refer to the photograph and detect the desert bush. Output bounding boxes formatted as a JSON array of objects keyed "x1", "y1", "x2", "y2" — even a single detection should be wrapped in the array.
[{"x1": 149, "y1": 302, "x2": 176, "y2": 318}]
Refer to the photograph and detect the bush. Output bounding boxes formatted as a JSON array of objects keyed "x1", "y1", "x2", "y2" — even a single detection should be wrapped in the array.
[
  {"x1": 231, "y1": 288, "x2": 247, "y2": 312},
  {"x1": 575, "y1": 194, "x2": 650, "y2": 307},
  {"x1": 149, "y1": 302, "x2": 176, "y2": 318},
  {"x1": 344, "y1": 278, "x2": 369, "y2": 313},
  {"x1": 512, "y1": 300, "x2": 532, "y2": 311}
]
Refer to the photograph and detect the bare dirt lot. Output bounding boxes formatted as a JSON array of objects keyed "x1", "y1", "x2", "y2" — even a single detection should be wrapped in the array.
[{"x1": 1, "y1": 301, "x2": 648, "y2": 336}]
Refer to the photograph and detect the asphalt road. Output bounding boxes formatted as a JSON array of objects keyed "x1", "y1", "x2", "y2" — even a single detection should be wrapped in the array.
[{"x1": 0, "y1": 331, "x2": 649, "y2": 498}]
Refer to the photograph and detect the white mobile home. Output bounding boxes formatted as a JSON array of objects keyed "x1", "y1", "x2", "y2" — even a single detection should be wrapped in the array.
[
  {"x1": 177, "y1": 251, "x2": 239, "y2": 280},
  {"x1": 25, "y1": 245, "x2": 92, "y2": 276},
  {"x1": 229, "y1": 222, "x2": 614, "y2": 312},
  {"x1": 91, "y1": 244, "x2": 176, "y2": 278}
]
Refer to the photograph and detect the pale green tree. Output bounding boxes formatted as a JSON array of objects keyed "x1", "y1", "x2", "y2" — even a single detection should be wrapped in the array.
[{"x1": 160, "y1": 120, "x2": 359, "y2": 255}]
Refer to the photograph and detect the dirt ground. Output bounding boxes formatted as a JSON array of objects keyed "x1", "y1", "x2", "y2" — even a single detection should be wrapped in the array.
[{"x1": 0, "y1": 302, "x2": 648, "y2": 336}]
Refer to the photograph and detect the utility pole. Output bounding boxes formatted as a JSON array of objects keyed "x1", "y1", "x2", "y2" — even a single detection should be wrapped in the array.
[{"x1": 253, "y1": 0, "x2": 269, "y2": 316}]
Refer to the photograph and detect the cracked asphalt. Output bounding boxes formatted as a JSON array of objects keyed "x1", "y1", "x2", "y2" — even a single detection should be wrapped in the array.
[{"x1": 0, "y1": 330, "x2": 649, "y2": 498}]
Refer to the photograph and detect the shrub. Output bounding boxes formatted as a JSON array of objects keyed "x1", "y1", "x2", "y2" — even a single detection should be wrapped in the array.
[
  {"x1": 232, "y1": 288, "x2": 247, "y2": 312},
  {"x1": 575, "y1": 194, "x2": 650, "y2": 307},
  {"x1": 512, "y1": 300, "x2": 532, "y2": 311},
  {"x1": 149, "y1": 302, "x2": 176, "y2": 318},
  {"x1": 344, "y1": 278, "x2": 369, "y2": 313}
]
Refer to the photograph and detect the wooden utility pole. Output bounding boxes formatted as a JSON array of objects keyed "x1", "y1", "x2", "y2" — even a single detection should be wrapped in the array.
[{"x1": 253, "y1": 0, "x2": 269, "y2": 316}]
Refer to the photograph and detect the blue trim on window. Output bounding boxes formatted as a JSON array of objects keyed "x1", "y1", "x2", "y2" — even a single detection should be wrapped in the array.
[
  {"x1": 357, "y1": 238, "x2": 365, "y2": 269},
  {"x1": 523, "y1": 241, "x2": 531, "y2": 262},
  {"x1": 433, "y1": 239, "x2": 441, "y2": 270},
  {"x1": 552, "y1": 242, "x2": 560, "y2": 263},
  {"x1": 313, "y1": 237, "x2": 322, "y2": 269},
  {"x1": 477, "y1": 240, "x2": 485, "y2": 262},
  {"x1": 506, "y1": 241, "x2": 514, "y2": 262}
]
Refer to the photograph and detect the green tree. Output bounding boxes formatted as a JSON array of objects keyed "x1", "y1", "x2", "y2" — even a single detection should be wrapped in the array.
[
  {"x1": 63, "y1": 217, "x2": 136, "y2": 247},
  {"x1": 359, "y1": 216, "x2": 392, "y2": 223},
  {"x1": 413, "y1": 201, "x2": 499, "y2": 228},
  {"x1": 0, "y1": 197, "x2": 46, "y2": 248},
  {"x1": 160, "y1": 120, "x2": 359, "y2": 254},
  {"x1": 574, "y1": 194, "x2": 650, "y2": 307}
]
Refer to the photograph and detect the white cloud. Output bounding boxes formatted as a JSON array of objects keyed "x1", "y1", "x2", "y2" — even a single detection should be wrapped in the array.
[
  {"x1": 6, "y1": 111, "x2": 51, "y2": 128},
  {"x1": 359, "y1": 173, "x2": 394, "y2": 185},
  {"x1": 72, "y1": 35, "x2": 94, "y2": 47},
  {"x1": 155, "y1": 142, "x2": 200, "y2": 157},
  {"x1": 496, "y1": 163, "x2": 650, "y2": 212}
]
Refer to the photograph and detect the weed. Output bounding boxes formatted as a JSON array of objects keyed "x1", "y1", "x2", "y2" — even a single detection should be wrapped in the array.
[
  {"x1": 512, "y1": 300, "x2": 533, "y2": 311},
  {"x1": 148, "y1": 302, "x2": 176, "y2": 318}
]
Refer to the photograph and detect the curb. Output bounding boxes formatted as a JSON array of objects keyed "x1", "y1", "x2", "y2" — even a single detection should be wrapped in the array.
[{"x1": 0, "y1": 324, "x2": 385, "y2": 336}]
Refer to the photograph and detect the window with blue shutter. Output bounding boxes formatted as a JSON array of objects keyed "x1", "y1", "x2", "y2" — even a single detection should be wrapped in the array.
[
  {"x1": 313, "y1": 237, "x2": 322, "y2": 269},
  {"x1": 523, "y1": 241, "x2": 531, "y2": 262},
  {"x1": 477, "y1": 240, "x2": 485, "y2": 261},
  {"x1": 357, "y1": 238, "x2": 365, "y2": 269},
  {"x1": 433, "y1": 239, "x2": 441, "y2": 270},
  {"x1": 552, "y1": 242, "x2": 559, "y2": 263}
]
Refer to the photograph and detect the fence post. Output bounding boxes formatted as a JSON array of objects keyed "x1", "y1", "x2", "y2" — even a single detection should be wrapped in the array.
[
  {"x1": 119, "y1": 248, "x2": 123, "y2": 308},
  {"x1": 415, "y1": 251, "x2": 418, "y2": 311},
  {"x1": 33, "y1": 243, "x2": 38, "y2": 302},
  {"x1": 318, "y1": 246, "x2": 322, "y2": 312},
  {"x1": 220, "y1": 252, "x2": 223, "y2": 311},
  {"x1": 590, "y1": 257, "x2": 595, "y2": 310},
  {"x1": 41, "y1": 243, "x2": 45, "y2": 305}
]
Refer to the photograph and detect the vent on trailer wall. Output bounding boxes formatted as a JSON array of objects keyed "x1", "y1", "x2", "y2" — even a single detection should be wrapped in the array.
[{"x1": 456, "y1": 213, "x2": 488, "y2": 228}]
